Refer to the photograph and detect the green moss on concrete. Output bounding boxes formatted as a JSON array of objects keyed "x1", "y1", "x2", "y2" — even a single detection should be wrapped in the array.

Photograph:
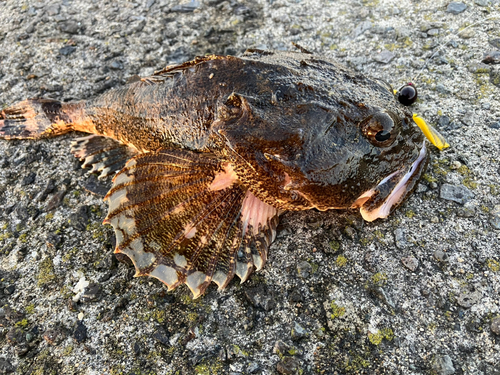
[
  {"x1": 18, "y1": 233, "x2": 28, "y2": 243},
  {"x1": 329, "y1": 240, "x2": 340, "y2": 252},
  {"x1": 187, "y1": 312, "x2": 199, "y2": 322},
  {"x1": 194, "y1": 359, "x2": 224, "y2": 375},
  {"x1": 330, "y1": 301, "x2": 346, "y2": 319},
  {"x1": 62, "y1": 247, "x2": 79, "y2": 262},
  {"x1": 232, "y1": 344, "x2": 249, "y2": 357},
  {"x1": 335, "y1": 255, "x2": 348, "y2": 267},
  {"x1": 486, "y1": 259, "x2": 500, "y2": 272},
  {"x1": 368, "y1": 328, "x2": 394, "y2": 345},
  {"x1": 406, "y1": 210, "x2": 416, "y2": 219},
  {"x1": 0, "y1": 232, "x2": 12, "y2": 241},
  {"x1": 139, "y1": 308, "x2": 166, "y2": 323},
  {"x1": 37, "y1": 257, "x2": 57, "y2": 287},
  {"x1": 462, "y1": 177, "x2": 478, "y2": 190},
  {"x1": 63, "y1": 345, "x2": 73, "y2": 356},
  {"x1": 15, "y1": 318, "x2": 29, "y2": 327},
  {"x1": 86, "y1": 222, "x2": 107, "y2": 240},
  {"x1": 25, "y1": 304, "x2": 35, "y2": 314},
  {"x1": 422, "y1": 173, "x2": 437, "y2": 183},
  {"x1": 371, "y1": 272, "x2": 388, "y2": 286}
]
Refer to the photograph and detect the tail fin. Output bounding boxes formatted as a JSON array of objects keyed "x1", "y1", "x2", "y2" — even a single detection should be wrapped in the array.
[{"x1": 0, "y1": 99, "x2": 77, "y2": 139}]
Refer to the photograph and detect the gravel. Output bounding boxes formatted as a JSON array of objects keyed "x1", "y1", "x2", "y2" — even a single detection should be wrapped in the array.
[{"x1": 0, "y1": 0, "x2": 499, "y2": 374}]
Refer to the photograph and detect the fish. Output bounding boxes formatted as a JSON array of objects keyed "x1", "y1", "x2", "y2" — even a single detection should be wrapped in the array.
[{"x1": 0, "y1": 49, "x2": 429, "y2": 298}]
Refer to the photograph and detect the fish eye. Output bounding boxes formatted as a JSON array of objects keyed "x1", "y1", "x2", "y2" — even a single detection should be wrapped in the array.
[
  {"x1": 360, "y1": 111, "x2": 398, "y2": 147},
  {"x1": 375, "y1": 130, "x2": 391, "y2": 142},
  {"x1": 396, "y1": 83, "x2": 418, "y2": 106}
]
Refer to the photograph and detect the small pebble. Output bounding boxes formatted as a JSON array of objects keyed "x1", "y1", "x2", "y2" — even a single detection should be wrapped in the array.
[
  {"x1": 171, "y1": 0, "x2": 200, "y2": 12},
  {"x1": 373, "y1": 50, "x2": 395, "y2": 64},
  {"x1": 273, "y1": 340, "x2": 292, "y2": 356},
  {"x1": 394, "y1": 228, "x2": 408, "y2": 249},
  {"x1": 0, "y1": 358, "x2": 14, "y2": 374},
  {"x1": 7, "y1": 327, "x2": 25, "y2": 346},
  {"x1": 60, "y1": 46, "x2": 76, "y2": 56},
  {"x1": 456, "y1": 291, "x2": 481, "y2": 308},
  {"x1": 59, "y1": 20, "x2": 80, "y2": 34},
  {"x1": 446, "y1": 2, "x2": 467, "y2": 14},
  {"x1": 73, "y1": 321, "x2": 88, "y2": 343},
  {"x1": 247, "y1": 362, "x2": 260, "y2": 373},
  {"x1": 80, "y1": 283, "x2": 102, "y2": 303},
  {"x1": 277, "y1": 357, "x2": 301, "y2": 374},
  {"x1": 110, "y1": 60, "x2": 124, "y2": 70},
  {"x1": 43, "y1": 328, "x2": 63, "y2": 346},
  {"x1": 291, "y1": 321, "x2": 308, "y2": 340},
  {"x1": 434, "y1": 250, "x2": 447, "y2": 261},
  {"x1": 490, "y1": 38, "x2": 500, "y2": 49},
  {"x1": 344, "y1": 226, "x2": 356, "y2": 240},
  {"x1": 474, "y1": 0, "x2": 490, "y2": 5},
  {"x1": 431, "y1": 354, "x2": 455, "y2": 375},
  {"x1": 401, "y1": 256, "x2": 419, "y2": 272},
  {"x1": 491, "y1": 317, "x2": 500, "y2": 335},
  {"x1": 21, "y1": 172, "x2": 36, "y2": 186},
  {"x1": 46, "y1": 4, "x2": 60, "y2": 16},
  {"x1": 153, "y1": 327, "x2": 170, "y2": 346},
  {"x1": 440, "y1": 184, "x2": 474, "y2": 205},
  {"x1": 482, "y1": 51, "x2": 500, "y2": 65},
  {"x1": 490, "y1": 205, "x2": 500, "y2": 230},
  {"x1": 490, "y1": 69, "x2": 500, "y2": 88},
  {"x1": 456, "y1": 207, "x2": 475, "y2": 218},
  {"x1": 297, "y1": 261, "x2": 312, "y2": 278},
  {"x1": 245, "y1": 286, "x2": 276, "y2": 311}
]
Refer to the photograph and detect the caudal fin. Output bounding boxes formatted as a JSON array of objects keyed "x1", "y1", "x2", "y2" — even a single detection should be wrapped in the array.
[{"x1": 0, "y1": 99, "x2": 77, "y2": 139}]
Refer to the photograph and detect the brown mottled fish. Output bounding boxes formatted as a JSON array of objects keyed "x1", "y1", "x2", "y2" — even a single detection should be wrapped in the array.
[{"x1": 0, "y1": 50, "x2": 428, "y2": 298}]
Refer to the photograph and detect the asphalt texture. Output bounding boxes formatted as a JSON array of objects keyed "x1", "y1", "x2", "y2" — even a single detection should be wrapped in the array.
[{"x1": 0, "y1": 0, "x2": 499, "y2": 374}]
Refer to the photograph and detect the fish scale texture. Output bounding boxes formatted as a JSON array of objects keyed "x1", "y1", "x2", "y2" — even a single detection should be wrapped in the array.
[{"x1": 0, "y1": 0, "x2": 499, "y2": 375}]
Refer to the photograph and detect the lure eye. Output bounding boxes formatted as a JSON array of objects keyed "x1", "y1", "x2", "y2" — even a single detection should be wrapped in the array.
[
  {"x1": 361, "y1": 112, "x2": 398, "y2": 147},
  {"x1": 396, "y1": 83, "x2": 418, "y2": 106}
]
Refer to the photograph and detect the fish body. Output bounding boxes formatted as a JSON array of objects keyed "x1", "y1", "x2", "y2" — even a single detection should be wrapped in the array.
[{"x1": 0, "y1": 50, "x2": 428, "y2": 297}]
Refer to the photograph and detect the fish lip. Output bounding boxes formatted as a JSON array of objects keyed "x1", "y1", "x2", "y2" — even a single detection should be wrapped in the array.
[{"x1": 352, "y1": 141, "x2": 428, "y2": 222}]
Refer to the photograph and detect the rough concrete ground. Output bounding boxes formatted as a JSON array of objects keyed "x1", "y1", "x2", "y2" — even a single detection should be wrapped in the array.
[{"x1": 0, "y1": 0, "x2": 499, "y2": 374}]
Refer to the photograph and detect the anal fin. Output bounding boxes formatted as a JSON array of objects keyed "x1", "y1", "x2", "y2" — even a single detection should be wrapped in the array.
[
  {"x1": 103, "y1": 149, "x2": 279, "y2": 298},
  {"x1": 70, "y1": 135, "x2": 138, "y2": 179}
]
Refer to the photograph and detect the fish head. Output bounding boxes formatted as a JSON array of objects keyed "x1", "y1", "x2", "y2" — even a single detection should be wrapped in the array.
[
  {"x1": 293, "y1": 102, "x2": 428, "y2": 221},
  {"x1": 216, "y1": 54, "x2": 428, "y2": 221}
]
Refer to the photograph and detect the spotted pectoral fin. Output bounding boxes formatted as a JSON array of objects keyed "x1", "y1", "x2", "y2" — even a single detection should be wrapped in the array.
[
  {"x1": 70, "y1": 135, "x2": 138, "y2": 179},
  {"x1": 103, "y1": 149, "x2": 279, "y2": 298}
]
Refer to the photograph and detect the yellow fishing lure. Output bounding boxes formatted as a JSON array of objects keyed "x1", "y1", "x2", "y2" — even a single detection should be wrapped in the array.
[{"x1": 412, "y1": 114, "x2": 450, "y2": 150}]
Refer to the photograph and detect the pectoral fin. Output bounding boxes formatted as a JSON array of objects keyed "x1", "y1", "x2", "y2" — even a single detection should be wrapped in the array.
[{"x1": 103, "y1": 149, "x2": 279, "y2": 298}]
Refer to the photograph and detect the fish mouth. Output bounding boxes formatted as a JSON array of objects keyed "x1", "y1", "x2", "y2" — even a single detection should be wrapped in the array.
[{"x1": 351, "y1": 141, "x2": 428, "y2": 222}]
